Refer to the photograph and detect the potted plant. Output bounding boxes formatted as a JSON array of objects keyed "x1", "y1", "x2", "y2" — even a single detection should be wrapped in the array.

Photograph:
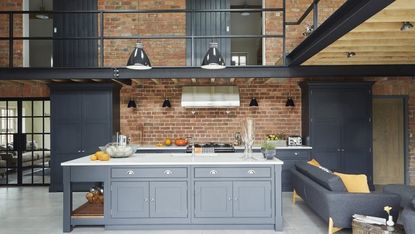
[{"x1": 261, "y1": 141, "x2": 276, "y2": 160}]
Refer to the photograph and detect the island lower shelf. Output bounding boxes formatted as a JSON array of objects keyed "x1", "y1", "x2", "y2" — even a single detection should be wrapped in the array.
[{"x1": 62, "y1": 154, "x2": 283, "y2": 232}]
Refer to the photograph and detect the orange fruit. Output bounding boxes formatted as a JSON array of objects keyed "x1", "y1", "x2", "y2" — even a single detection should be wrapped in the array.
[
  {"x1": 90, "y1": 154, "x2": 97, "y2": 161},
  {"x1": 100, "y1": 153, "x2": 110, "y2": 161}
]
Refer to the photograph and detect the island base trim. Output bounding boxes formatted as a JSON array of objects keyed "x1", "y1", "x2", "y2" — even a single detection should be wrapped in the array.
[{"x1": 105, "y1": 224, "x2": 276, "y2": 230}]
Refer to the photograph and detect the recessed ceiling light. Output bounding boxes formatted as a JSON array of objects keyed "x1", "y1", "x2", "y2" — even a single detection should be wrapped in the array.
[
  {"x1": 401, "y1": 22, "x2": 413, "y2": 31},
  {"x1": 346, "y1": 52, "x2": 356, "y2": 58}
]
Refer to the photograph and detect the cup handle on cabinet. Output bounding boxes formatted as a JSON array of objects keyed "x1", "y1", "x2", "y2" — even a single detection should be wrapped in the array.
[{"x1": 210, "y1": 170, "x2": 218, "y2": 175}]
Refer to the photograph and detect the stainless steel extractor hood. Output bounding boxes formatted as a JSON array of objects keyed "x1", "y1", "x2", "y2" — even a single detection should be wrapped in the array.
[{"x1": 181, "y1": 86, "x2": 240, "y2": 108}]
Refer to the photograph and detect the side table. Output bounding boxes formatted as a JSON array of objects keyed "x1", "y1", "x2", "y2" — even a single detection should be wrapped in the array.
[{"x1": 352, "y1": 220, "x2": 405, "y2": 234}]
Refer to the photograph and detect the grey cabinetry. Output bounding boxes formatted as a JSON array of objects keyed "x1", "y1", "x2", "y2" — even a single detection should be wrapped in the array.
[
  {"x1": 150, "y1": 181, "x2": 187, "y2": 218},
  {"x1": 111, "y1": 182, "x2": 149, "y2": 218},
  {"x1": 195, "y1": 181, "x2": 271, "y2": 218},
  {"x1": 194, "y1": 181, "x2": 233, "y2": 218},
  {"x1": 233, "y1": 181, "x2": 271, "y2": 217},
  {"x1": 111, "y1": 181, "x2": 187, "y2": 219},
  {"x1": 277, "y1": 149, "x2": 311, "y2": 192},
  {"x1": 301, "y1": 82, "x2": 373, "y2": 185},
  {"x1": 50, "y1": 84, "x2": 120, "y2": 192}
]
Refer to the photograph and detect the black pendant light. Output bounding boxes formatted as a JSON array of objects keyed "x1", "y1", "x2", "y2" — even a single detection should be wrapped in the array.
[
  {"x1": 162, "y1": 98, "x2": 171, "y2": 108},
  {"x1": 126, "y1": 42, "x2": 152, "y2": 70},
  {"x1": 201, "y1": 42, "x2": 226, "y2": 69},
  {"x1": 249, "y1": 97, "x2": 258, "y2": 107},
  {"x1": 127, "y1": 100, "x2": 137, "y2": 108},
  {"x1": 285, "y1": 97, "x2": 295, "y2": 107}
]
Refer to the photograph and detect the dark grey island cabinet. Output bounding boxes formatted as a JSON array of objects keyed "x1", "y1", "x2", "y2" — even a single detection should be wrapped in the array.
[{"x1": 61, "y1": 153, "x2": 283, "y2": 232}]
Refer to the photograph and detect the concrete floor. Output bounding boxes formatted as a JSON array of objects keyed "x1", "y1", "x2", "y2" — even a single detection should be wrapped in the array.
[{"x1": 0, "y1": 187, "x2": 352, "y2": 234}]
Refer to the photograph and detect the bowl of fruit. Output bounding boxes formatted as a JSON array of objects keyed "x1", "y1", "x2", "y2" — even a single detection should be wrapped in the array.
[{"x1": 101, "y1": 143, "x2": 138, "y2": 158}]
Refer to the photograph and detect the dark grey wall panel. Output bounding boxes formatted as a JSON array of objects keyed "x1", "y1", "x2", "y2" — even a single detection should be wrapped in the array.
[
  {"x1": 53, "y1": 0, "x2": 98, "y2": 67},
  {"x1": 186, "y1": 0, "x2": 231, "y2": 66}
]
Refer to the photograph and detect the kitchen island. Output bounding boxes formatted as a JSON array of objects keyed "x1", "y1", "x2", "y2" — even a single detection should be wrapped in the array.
[{"x1": 61, "y1": 153, "x2": 283, "y2": 232}]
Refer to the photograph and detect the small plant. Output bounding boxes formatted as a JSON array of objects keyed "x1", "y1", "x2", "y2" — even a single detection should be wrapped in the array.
[
  {"x1": 384, "y1": 206, "x2": 392, "y2": 216},
  {"x1": 261, "y1": 141, "x2": 276, "y2": 151}
]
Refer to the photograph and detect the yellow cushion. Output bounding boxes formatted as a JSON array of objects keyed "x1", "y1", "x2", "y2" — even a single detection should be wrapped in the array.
[
  {"x1": 333, "y1": 172, "x2": 370, "y2": 193},
  {"x1": 307, "y1": 159, "x2": 321, "y2": 167}
]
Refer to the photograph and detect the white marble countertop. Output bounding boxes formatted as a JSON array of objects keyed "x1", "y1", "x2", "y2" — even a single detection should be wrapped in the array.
[
  {"x1": 61, "y1": 152, "x2": 284, "y2": 166},
  {"x1": 135, "y1": 145, "x2": 312, "y2": 150}
]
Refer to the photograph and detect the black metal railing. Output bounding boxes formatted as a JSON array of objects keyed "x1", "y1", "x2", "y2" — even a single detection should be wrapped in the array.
[{"x1": 0, "y1": 0, "x2": 321, "y2": 69}]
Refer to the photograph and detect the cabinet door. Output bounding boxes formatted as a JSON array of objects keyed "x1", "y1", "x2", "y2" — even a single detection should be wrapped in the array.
[
  {"x1": 233, "y1": 181, "x2": 272, "y2": 217},
  {"x1": 111, "y1": 182, "x2": 149, "y2": 218},
  {"x1": 150, "y1": 181, "x2": 188, "y2": 218},
  {"x1": 311, "y1": 118, "x2": 342, "y2": 170},
  {"x1": 194, "y1": 181, "x2": 232, "y2": 218},
  {"x1": 82, "y1": 90, "x2": 113, "y2": 154}
]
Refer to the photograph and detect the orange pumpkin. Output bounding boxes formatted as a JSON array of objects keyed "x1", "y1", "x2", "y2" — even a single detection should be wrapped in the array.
[{"x1": 175, "y1": 138, "x2": 188, "y2": 146}]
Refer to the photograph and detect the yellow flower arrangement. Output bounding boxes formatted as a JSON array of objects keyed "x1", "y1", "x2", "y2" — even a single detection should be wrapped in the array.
[{"x1": 384, "y1": 206, "x2": 392, "y2": 216}]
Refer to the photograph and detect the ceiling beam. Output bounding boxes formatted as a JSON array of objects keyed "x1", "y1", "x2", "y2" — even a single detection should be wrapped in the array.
[
  {"x1": 286, "y1": 0, "x2": 395, "y2": 66},
  {"x1": 0, "y1": 65, "x2": 415, "y2": 79}
]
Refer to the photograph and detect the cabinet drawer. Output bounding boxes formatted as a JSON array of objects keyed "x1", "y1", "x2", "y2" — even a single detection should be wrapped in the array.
[
  {"x1": 276, "y1": 149, "x2": 310, "y2": 160},
  {"x1": 111, "y1": 167, "x2": 187, "y2": 178},
  {"x1": 194, "y1": 167, "x2": 271, "y2": 178}
]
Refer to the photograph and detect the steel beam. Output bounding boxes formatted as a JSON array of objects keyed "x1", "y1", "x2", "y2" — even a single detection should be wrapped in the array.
[
  {"x1": 0, "y1": 65, "x2": 414, "y2": 80},
  {"x1": 285, "y1": 0, "x2": 395, "y2": 66}
]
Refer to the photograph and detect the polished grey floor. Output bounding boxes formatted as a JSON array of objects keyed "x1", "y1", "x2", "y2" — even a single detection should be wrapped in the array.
[{"x1": 0, "y1": 187, "x2": 351, "y2": 234}]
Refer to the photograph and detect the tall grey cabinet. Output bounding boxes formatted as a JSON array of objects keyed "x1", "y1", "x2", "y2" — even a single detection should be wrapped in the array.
[
  {"x1": 50, "y1": 84, "x2": 120, "y2": 192},
  {"x1": 301, "y1": 82, "x2": 373, "y2": 186}
]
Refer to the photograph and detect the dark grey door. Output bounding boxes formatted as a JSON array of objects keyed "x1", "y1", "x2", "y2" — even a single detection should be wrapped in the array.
[
  {"x1": 310, "y1": 89, "x2": 343, "y2": 170},
  {"x1": 187, "y1": 0, "x2": 231, "y2": 66},
  {"x1": 150, "y1": 181, "x2": 188, "y2": 218},
  {"x1": 50, "y1": 91, "x2": 83, "y2": 190},
  {"x1": 194, "y1": 181, "x2": 232, "y2": 218},
  {"x1": 53, "y1": 0, "x2": 98, "y2": 67},
  {"x1": 340, "y1": 89, "x2": 372, "y2": 182},
  {"x1": 82, "y1": 90, "x2": 112, "y2": 155},
  {"x1": 233, "y1": 181, "x2": 272, "y2": 217},
  {"x1": 111, "y1": 182, "x2": 149, "y2": 218}
]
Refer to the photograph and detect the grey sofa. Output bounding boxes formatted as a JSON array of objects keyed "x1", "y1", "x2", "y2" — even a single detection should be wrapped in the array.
[
  {"x1": 383, "y1": 184, "x2": 415, "y2": 234},
  {"x1": 291, "y1": 162, "x2": 401, "y2": 234}
]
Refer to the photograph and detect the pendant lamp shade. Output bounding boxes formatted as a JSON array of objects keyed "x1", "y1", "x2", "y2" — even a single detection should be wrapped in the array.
[
  {"x1": 162, "y1": 98, "x2": 171, "y2": 108},
  {"x1": 249, "y1": 97, "x2": 258, "y2": 107},
  {"x1": 285, "y1": 97, "x2": 295, "y2": 107},
  {"x1": 201, "y1": 42, "x2": 226, "y2": 69},
  {"x1": 126, "y1": 42, "x2": 152, "y2": 70},
  {"x1": 127, "y1": 100, "x2": 137, "y2": 108}
]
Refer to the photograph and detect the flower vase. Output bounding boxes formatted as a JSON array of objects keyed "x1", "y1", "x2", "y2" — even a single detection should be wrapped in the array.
[{"x1": 386, "y1": 215, "x2": 394, "y2": 227}]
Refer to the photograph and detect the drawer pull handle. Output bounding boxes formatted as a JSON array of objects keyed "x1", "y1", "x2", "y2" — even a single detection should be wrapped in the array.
[
  {"x1": 247, "y1": 169, "x2": 256, "y2": 175},
  {"x1": 228, "y1": 197, "x2": 232, "y2": 201},
  {"x1": 150, "y1": 198, "x2": 155, "y2": 202},
  {"x1": 294, "y1": 152, "x2": 298, "y2": 156},
  {"x1": 144, "y1": 198, "x2": 149, "y2": 202},
  {"x1": 126, "y1": 170, "x2": 134, "y2": 175},
  {"x1": 210, "y1": 170, "x2": 218, "y2": 175},
  {"x1": 164, "y1": 169, "x2": 173, "y2": 175}
]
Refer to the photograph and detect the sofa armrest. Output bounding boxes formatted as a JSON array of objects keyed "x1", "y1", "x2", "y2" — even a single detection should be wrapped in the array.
[{"x1": 325, "y1": 192, "x2": 401, "y2": 228}]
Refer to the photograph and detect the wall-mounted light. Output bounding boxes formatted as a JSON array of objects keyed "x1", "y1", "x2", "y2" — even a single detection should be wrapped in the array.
[
  {"x1": 401, "y1": 22, "x2": 413, "y2": 31},
  {"x1": 162, "y1": 98, "x2": 171, "y2": 108},
  {"x1": 126, "y1": 42, "x2": 152, "y2": 70},
  {"x1": 285, "y1": 97, "x2": 295, "y2": 107},
  {"x1": 249, "y1": 97, "x2": 258, "y2": 107},
  {"x1": 346, "y1": 52, "x2": 356, "y2": 58},
  {"x1": 201, "y1": 42, "x2": 226, "y2": 69},
  {"x1": 127, "y1": 100, "x2": 137, "y2": 108}
]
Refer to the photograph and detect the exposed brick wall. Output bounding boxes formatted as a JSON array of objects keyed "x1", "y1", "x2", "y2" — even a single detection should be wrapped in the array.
[
  {"x1": 0, "y1": 82, "x2": 49, "y2": 97},
  {"x1": 0, "y1": 0, "x2": 23, "y2": 67},
  {"x1": 119, "y1": 79, "x2": 302, "y2": 144},
  {"x1": 99, "y1": 0, "x2": 186, "y2": 67},
  {"x1": 372, "y1": 77, "x2": 415, "y2": 185}
]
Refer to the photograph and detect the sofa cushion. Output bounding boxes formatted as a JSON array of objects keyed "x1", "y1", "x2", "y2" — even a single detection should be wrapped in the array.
[
  {"x1": 383, "y1": 184, "x2": 415, "y2": 207},
  {"x1": 333, "y1": 172, "x2": 370, "y2": 193},
  {"x1": 295, "y1": 162, "x2": 347, "y2": 192},
  {"x1": 307, "y1": 159, "x2": 320, "y2": 167}
]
